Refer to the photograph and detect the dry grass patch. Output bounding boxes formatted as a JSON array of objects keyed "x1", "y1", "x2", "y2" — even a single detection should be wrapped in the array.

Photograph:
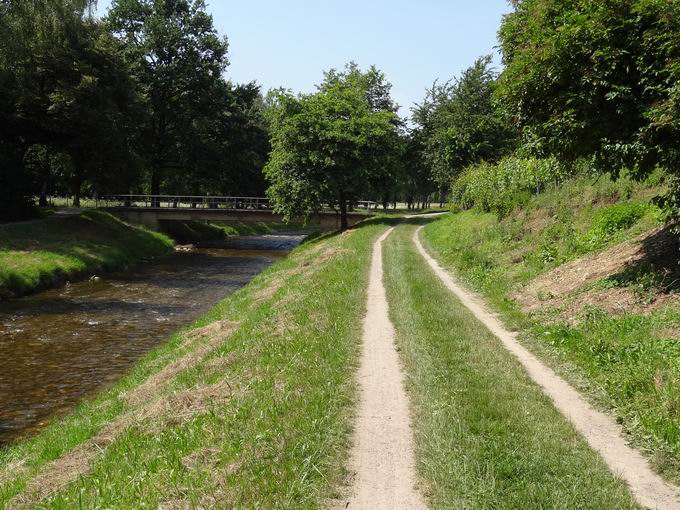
[{"x1": 122, "y1": 320, "x2": 238, "y2": 407}]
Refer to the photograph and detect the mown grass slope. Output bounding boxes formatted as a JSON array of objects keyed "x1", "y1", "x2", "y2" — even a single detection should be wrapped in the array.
[
  {"x1": 0, "y1": 220, "x2": 387, "y2": 509},
  {"x1": 158, "y1": 219, "x2": 305, "y2": 244},
  {"x1": 423, "y1": 173, "x2": 680, "y2": 482},
  {"x1": 0, "y1": 211, "x2": 174, "y2": 299}
]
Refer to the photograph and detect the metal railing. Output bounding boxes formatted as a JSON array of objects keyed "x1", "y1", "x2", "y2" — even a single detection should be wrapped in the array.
[
  {"x1": 98, "y1": 195, "x2": 272, "y2": 210},
  {"x1": 97, "y1": 194, "x2": 378, "y2": 214}
]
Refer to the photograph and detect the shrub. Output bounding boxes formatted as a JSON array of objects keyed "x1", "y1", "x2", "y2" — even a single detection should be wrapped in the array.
[
  {"x1": 452, "y1": 157, "x2": 567, "y2": 216},
  {"x1": 591, "y1": 203, "x2": 653, "y2": 236}
]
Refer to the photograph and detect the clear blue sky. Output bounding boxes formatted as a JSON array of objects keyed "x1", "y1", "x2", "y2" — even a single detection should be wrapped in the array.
[{"x1": 97, "y1": 1, "x2": 512, "y2": 119}]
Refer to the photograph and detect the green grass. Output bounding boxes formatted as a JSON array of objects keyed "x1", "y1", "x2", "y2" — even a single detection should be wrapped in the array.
[
  {"x1": 383, "y1": 223, "x2": 638, "y2": 508},
  {"x1": 0, "y1": 211, "x2": 174, "y2": 299},
  {"x1": 215, "y1": 220, "x2": 308, "y2": 236},
  {"x1": 158, "y1": 219, "x2": 311, "y2": 243},
  {"x1": 0, "y1": 220, "x2": 389, "y2": 509},
  {"x1": 421, "y1": 172, "x2": 680, "y2": 482}
]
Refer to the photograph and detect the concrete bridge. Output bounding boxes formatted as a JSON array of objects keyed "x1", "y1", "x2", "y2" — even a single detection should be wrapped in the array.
[{"x1": 99, "y1": 195, "x2": 374, "y2": 232}]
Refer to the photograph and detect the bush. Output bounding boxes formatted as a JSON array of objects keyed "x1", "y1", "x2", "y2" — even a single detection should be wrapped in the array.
[
  {"x1": 452, "y1": 157, "x2": 567, "y2": 216},
  {"x1": 591, "y1": 203, "x2": 651, "y2": 236}
]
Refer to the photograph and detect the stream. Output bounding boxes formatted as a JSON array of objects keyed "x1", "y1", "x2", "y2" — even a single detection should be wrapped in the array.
[{"x1": 0, "y1": 234, "x2": 304, "y2": 445}]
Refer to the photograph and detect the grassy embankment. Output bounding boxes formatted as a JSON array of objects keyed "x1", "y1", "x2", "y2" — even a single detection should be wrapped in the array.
[
  {"x1": 384, "y1": 223, "x2": 639, "y2": 508},
  {"x1": 0, "y1": 220, "x2": 388, "y2": 509},
  {"x1": 422, "y1": 171, "x2": 680, "y2": 482},
  {"x1": 0, "y1": 211, "x2": 173, "y2": 300},
  {"x1": 158, "y1": 219, "x2": 306, "y2": 244}
]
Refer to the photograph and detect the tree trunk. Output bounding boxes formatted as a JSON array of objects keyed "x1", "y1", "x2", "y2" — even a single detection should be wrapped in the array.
[
  {"x1": 73, "y1": 189, "x2": 81, "y2": 208},
  {"x1": 72, "y1": 171, "x2": 82, "y2": 208},
  {"x1": 339, "y1": 190, "x2": 348, "y2": 231},
  {"x1": 150, "y1": 167, "x2": 161, "y2": 207},
  {"x1": 39, "y1": 180, "x2": 48, "y2": 207}
]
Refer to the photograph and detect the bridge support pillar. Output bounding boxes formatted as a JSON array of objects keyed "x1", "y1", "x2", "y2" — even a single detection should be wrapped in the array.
[{"x1": 139, "y1": 212, "x2": 160, "y2": 231}]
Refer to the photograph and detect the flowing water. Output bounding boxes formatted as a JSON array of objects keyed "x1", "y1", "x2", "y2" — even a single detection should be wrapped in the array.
[{"x1": 0, "y1": 234, "x2": 304, "y2": 445}]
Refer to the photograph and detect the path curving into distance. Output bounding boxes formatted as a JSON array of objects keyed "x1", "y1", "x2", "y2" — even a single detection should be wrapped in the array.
[
  {"x1": 340, "y1": 227, "x2": 427, "y2": 510},
  {"x1": 413, "y1": 226, "x2": 680, "y2": 510}
]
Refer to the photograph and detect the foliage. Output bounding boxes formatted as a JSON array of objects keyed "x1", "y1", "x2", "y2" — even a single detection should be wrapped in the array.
[
  {"x1": 0, "y1": 0, "x2": 270, "y2": 220},
  {"x1": 411, "y1": 56, "x2": 517, "y2": 194},
  {"x1": 590, "y1": 203, "x2": 656, "y2": 238},
  {"x1": 107, "y1": 0, "x2": 268, "y2": 198},
  {"x1": 0, "y1": 0, "x2": 142, "y2": 210},
  {"x1": 264, "y1": 63, "x2": 402, "y2": 229},
  {"x1": 497, "y1": 0, "x2": 680, "y2": 178},
  {"x1": 452, "y1": 157, "x2": 565, "y2": 215},
  {"x1": 401, "y1": 132, "x2": 436, "y2": 209}
]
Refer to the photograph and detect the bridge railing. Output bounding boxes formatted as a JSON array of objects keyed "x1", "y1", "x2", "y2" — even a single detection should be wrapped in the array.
[
  {"x1": 98, "y1": 195, "x2": 378, "y2": 214},
  {"x1": 98, "y1": 195, "x2": 273, "y2": 211}
]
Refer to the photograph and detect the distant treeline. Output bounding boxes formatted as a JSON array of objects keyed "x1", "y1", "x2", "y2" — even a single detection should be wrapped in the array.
[
  {"x1": 2, "y1": 0, "x2": 678, "y2": 224},
  {"x1": 0, "y1": 0, "x2": 269, "y2": 220}
]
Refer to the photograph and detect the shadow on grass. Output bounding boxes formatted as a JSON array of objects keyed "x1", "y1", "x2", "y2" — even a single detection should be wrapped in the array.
[{"x1": 602, "y1": 224, "x2": 680, "y2": 296}]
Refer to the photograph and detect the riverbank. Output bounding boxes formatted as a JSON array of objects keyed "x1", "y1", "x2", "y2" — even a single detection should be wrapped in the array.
[
  {"x1": 0, "y1": 236, "x2": 293, "y2": 444},
  {"x1": 158, "y1": 219, "x2": 305, "y2": 244},
  {"x1": 0, "y1": 220, "x2": 387, "y2": 508},
  {"x1": 421, "y1": 174, "x2": 680, "y2": 483},
  {"x1": 0, "y1": 211, "x2": 174, "y2": 300}
]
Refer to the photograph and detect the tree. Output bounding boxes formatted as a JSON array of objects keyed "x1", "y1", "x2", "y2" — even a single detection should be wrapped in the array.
[
  {"x1": 0, "y1": 0, "x2": 140, "y2": 211},
  {"x1": 402, "y1": 131, "x2": 436, "y2": 210},
  {"x1": 497, "y1": 0, "x2": 680, "y2": 177},
  {"x1": 412, "y1": 56, "x2": 517, "y2": 201},
  {"x1": 264, "y1": 64, "x2": 402, "y2": 230},
  {"x1": 183, "y1": 82, "x2": 270, "y2": 197},
  {"x1": 107, "y1": 0, "x2": 230, "y2": 201}
]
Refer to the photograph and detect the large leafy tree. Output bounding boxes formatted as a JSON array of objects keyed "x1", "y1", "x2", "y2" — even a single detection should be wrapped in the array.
[
  {"x1": 412, "y1": 56, "x2": 517, "y2": 200},
  {"x1": 402, "y1": 131, "x2": 436, "y2": 209},
  {"x1": 497, "y1": 0, "x2": 680, "y2": 177},
  {"x1": 0, "y1": 0, "x2": 141, "y2": 212},
  {"x1": 107, "y1": 0, "x2": 230, "y2": 200},
  {"x1": 182, "y1": 82, "x2": 270, "y2": 196},
  {"x1": 265, "y1": 64, "x2": 402, "y2": 230}
]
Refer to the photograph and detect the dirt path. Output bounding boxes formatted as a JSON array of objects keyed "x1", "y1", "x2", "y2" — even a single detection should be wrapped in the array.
[
  {"x1": 414, "y1": 226, "x2": 680, "y2": 510},
  {"x1": 340, "y1": 228, "x2": 427, "y2": 510}
]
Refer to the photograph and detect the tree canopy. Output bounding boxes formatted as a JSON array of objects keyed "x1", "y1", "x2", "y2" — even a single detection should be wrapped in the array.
[
  {"x1": 2, "y1": 0, "x2": 679, "y2": 223},
  {"x1": 264, "y1": 64, "x2": 402, "y2": 229},
  {"x1": 411, "y1": 56, "x2": 517, "y2": 198},
  {"x1": 0, "y1": 0, "x2": 269, "y2": 220},
  {"x1": 0, "y1": 0, "x2": 140, "y2": 211},
  {"x1": 497, "y1": 0, "x2": 680, "y2": 177}
]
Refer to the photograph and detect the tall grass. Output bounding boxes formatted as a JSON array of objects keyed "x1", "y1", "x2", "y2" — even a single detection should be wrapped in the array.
[{"x1": 452, "y1": 157, "x2": 568, "y2": 215}]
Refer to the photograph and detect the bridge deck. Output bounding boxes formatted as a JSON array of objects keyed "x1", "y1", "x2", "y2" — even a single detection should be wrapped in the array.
[
  {"x1": 98, "y1": 195, "x2": 376, "y2": 213},
  {"x1": 100, "y1": 195, "x2": 375, "y2": 232}
]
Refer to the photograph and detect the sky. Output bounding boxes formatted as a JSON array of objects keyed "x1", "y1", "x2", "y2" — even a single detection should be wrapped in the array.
[{"x1": 96, "y1": 1, "x2": 513, "y2": 119}]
